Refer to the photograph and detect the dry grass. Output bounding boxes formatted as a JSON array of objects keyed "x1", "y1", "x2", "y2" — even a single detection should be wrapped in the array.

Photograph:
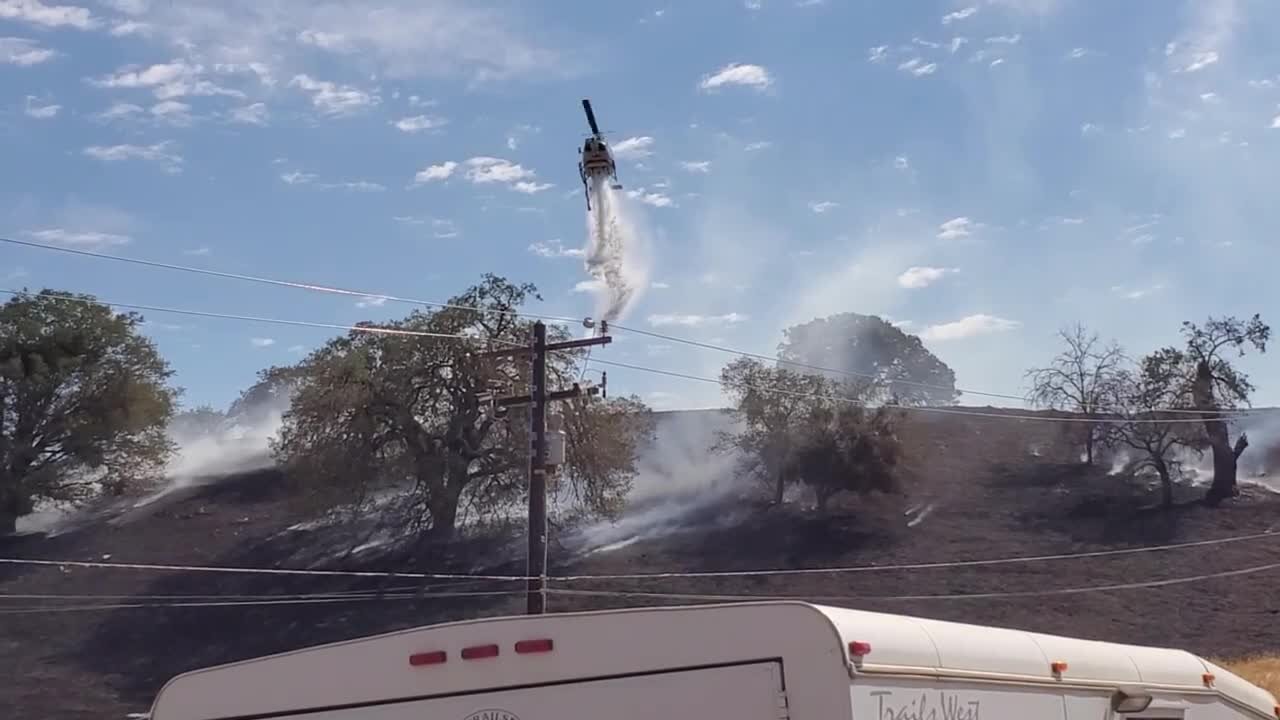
[{"x1": 1221, "y1": 656, "x2": 1280, "y2": 699}]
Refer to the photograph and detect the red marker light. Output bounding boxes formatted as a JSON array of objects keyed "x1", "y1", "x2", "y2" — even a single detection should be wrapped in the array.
[
  {"x1": 1051, "y1": 661, "x2": 1069, "y2": 675},
  {"x1": 515, "y1": 638, "x2": 554, "y2": 654},
  {"x1": 409, "y1": 651, "x2": 446, "y2": 667},
  {"x1": 848, "y1": 641, "x2": 872, "y2": 657},
  {"x1": 461, "y1": 644, "x2": 500, "y2": 660}
]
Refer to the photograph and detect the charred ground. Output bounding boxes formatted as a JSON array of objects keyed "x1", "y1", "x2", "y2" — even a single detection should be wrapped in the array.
[{"x1": 2, "y1": 408, "x2": 1280, "y2": 719}]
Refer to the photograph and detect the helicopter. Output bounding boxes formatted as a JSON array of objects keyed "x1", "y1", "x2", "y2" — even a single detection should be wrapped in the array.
[{"x1": 578, "y1": 98, "x2": 622, "y2": 211}]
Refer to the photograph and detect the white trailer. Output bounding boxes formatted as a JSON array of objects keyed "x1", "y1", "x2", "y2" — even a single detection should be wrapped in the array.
[{"x1": 149, "y1": 601, "x2": 1278, "y2": 720}]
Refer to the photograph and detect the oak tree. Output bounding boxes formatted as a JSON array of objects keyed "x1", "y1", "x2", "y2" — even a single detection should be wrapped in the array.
[{"x1": 1, "y1": 290, "x2": 176, "y2": 534}]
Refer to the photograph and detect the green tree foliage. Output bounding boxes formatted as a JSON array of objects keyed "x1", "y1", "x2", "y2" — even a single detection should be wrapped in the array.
[
  {"x1": 788, "y1": 403, "x2": 901, "y2": 512},
  {"x1": 718, "y1": 356, "x2": 901, "y2": 509},
  {"x1": 268, "y1": 275, "x2": 651, "y2": 538},
  {"x1": 778, "y1": 313, "x2": 959, "y2": 406},
  {"x1": 0, "y1": 290, "x2": 177, "y2": 534},
  {"x1": 1025, "y1": 323, "x2": 1126, "y2": 465}
]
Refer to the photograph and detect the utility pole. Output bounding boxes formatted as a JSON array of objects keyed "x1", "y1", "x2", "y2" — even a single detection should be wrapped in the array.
[{"x1": 477, "y1": 320, "x2": 611, "y2": 614}]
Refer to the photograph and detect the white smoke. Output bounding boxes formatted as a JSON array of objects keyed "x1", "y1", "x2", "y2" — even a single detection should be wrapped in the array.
[
  {"x1": 566, "y1": 410, "x2": 746, "y2": 555},
  {"x1": 583, "y1": 176, "x2": 651, "y2": 324}
]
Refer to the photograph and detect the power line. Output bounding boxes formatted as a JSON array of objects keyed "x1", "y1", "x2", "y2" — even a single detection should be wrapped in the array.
[
  {"x1": 0, "y1": 236, "x2": 580, "y2": 325},
  {"x1": 0, "y1": 288, "x2": 1241, "y2": 426},
  {"x1": 549, "y1": 558, "x2": 1280, "y2": 602},
  {"x1": 0, "y1": 289, "x2": 522, "y2": 346},
  {"x1": 4, "y1": 529, "x2": 1273, "y2": 582},
  {"x1": 611, "y1": 323, "x2": 1031, "y2": 404},
  {"x1": 7, "y1": 236, "x2": 1241, "y2": 417},
  {"x1": 553, "y1": 529, "x2": 1279, "y2": 580},
  {"x1": 588, "y1": 357, "x2": 1225, "y2": 425},
  {"x1": 0, "y1": 556, "x2": 526, "y2": 581},
  {"x1": 0, "y1": 589, "x2": 523, "y2": 615}
]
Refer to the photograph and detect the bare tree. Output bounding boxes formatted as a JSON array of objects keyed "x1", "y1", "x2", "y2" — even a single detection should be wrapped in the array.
[
  {"x1": 1107, "y1": 349, "x2": 1205, "y2": 508},
  {"x1": 1025, "y1": 323, "x2": 1126, "y2": 465}
]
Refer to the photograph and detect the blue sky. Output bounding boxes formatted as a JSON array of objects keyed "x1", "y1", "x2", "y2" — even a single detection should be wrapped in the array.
[{"x1": 2, "y1": 0, "x2": 1278, "y2": 412}]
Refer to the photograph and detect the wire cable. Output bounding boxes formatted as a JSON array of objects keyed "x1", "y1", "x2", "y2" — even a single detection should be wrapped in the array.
[
  {"x1": 0, "y1": 236, "x2": 580, "y2": 324},
  {"x1": 4, "y1": 529, "x2": 1274, "y2": 582},
  {"x1": 0, "y1": 556, "x2": 526, "y2": 581},
  {"x1": 552, "y1": 529, "x2": 1280, "y2": 580},
  {"x1": 588, "y1": 357, "x2": 1225, "y2": 425},
  {"x1": 6, "y1": 236, "x2": 1244, "y2": 417},
  {"x1": 548, "y1": 559, "x2": 1280, "y2": 602},
  {"x1": 0, "y1": 289, "x2": 523, "y2": 346},
  {"x1": 0, "y1": 589, "x2": 523, "y2": 615},
  {"x1": 0, "y1": 285, "x2": 1239, "y2": 422}
]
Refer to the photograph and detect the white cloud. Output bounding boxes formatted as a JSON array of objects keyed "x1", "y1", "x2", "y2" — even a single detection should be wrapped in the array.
[
  {"x1": 897, "y1": 266, "x2": 958, "y2": 288},
  {"x1": 24, "y1": 228, "x2": 131, "y2": 248},
  {"x1": 1111, "y1": 283, "x2": 1164, "y2": 301},
  {"x1": 512, "y1": 181, "x2": 554, "y2": 194},
  {"x1": 949, "y1": 37, "x2": 968, "y2": 53},
  {"x1": 920, "y1": 314, "x2": 1020, "y2": 342},
  {"x1": 356, "y1": 295, "x2": 387, "y2": 308},
  {"x1": 529, "y1": 239, "x2": 585, "y2": 259},
  {"x1": 290, "y1": 74, "x2": 377, "y2": 115},
  {"x1": 110, "y1": 19, "x2": 149, "y2": 36},
  {"x1": 893, "y1": 155, "x2": 910, "y2": 170},
  {"x1": 184, "y1": 246, "x2": 211, "y2": 256},
  {"x1": 1271, "y1": 114, "x2": 1280, "y2": 129},
  {"x1": 1067, "y1": 47, "x2": 1088, "y2": 59},
  {"x1": 1183, "y1": 50, "x2": 1219, "y2": 73},
  {"x1": 650, "y1": 281, "x2": 671, "y2": 289},
  {"x1": 572, "y1": 279, "x2": 607, "y2": 294},
  {"x1": 989, "y1": 58, "x2": 1005, "y2": 68},
  {"x1": 431, "y1": 219, "x2": 459, "y2": 239},
  {"x1": 0, "y1": 36, "x2": 56, "y2": 65},
  {"x1": 985, "y1": 33, "x2": 1021, "y2": 44},
  {"x1": 699, "y1": 62, "x2": 773, "y2": 91},
  {"x1": 647, "y1": 313, "x2": 749, "y2": 327},
  {"x1": 808, "y1": 200, "x2": 838, "y2": 213},
  {"x1": 91, "y1": 60, "x2": 242, "y2": 100},
  {"x1": 680, "y1": 160, "x2": 711, "y2": 173},
  {"x1": 413, "y1": 161, "x2": 458, "y2": 183},
  {"x1": 464, "y1": 156, "x2": 536, "y2": 185},
  {"x1": 280, "y1": 171, "x2": 316, "y2": 185},
  {"x1": 627, "y1": 188, "x2": 674, "y2": 207},
  {"x1": 937, "y1": 216, "x2": 973, "y2": 240},
  {"x1": 1080, "y1": 122, "x2": 1102, "y2": 136},
  {"x1": 942, "y1": 6, "x2": 977, "y2": 23},
  {"x1": 24, "y1": 96, "x2": 59, "y2": 118},
  {"x1": 393, "y1": 114, "x2": 447, "y2": 133},
  {"x1": 297, "y1": 28, "x2": 351, "y2": 52},
  {"x1": 0, "y1": 0, "x2": 95, "y2": 29},
  {"x1": 83, "y1": 141, "x2": 182, "y2": 172},
  {"x1": 319, "y1": 180, "x2": 386, "y2": 192},
  {"x1": 744, "y1": 140, "x2": 772, "y2": 151},
  {"x1": 94, "y1": 102, "x2": 144, "y2": 122},
  {"x1": 868, "y1": 45, "x2": 888, "y2": 63},
  {"x1": 249, "y1": 337, "x2": 276, "y2": 348},
  {"x1": 288, "y1": 344, "x2": 307, "y2": 354},
  {"x1": 150, "y1": 99, "x2": 192, "y2": 125},
  {"x1": 612, "y1": 136, "x2": 655, "y2": 160},
  {"x1": 898, "y1": 58, "x2": 938, "y2": 76},
  {"x1": 229, "y1": 102, "x2": 268, "y2": 125}
]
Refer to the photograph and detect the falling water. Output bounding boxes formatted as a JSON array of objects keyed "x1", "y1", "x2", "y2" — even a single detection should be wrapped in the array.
[{"x1": 584, "y1": 175, "x2": 650, "y2": 324}]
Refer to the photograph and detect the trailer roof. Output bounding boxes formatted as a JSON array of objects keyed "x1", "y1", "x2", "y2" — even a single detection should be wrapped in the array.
[
  {"x1": 150, "y1": 602, "x2": 1277, "y2": 720},
  {"x1": 819, "y1": 604, "x2": 1276, "y2": 717}
]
